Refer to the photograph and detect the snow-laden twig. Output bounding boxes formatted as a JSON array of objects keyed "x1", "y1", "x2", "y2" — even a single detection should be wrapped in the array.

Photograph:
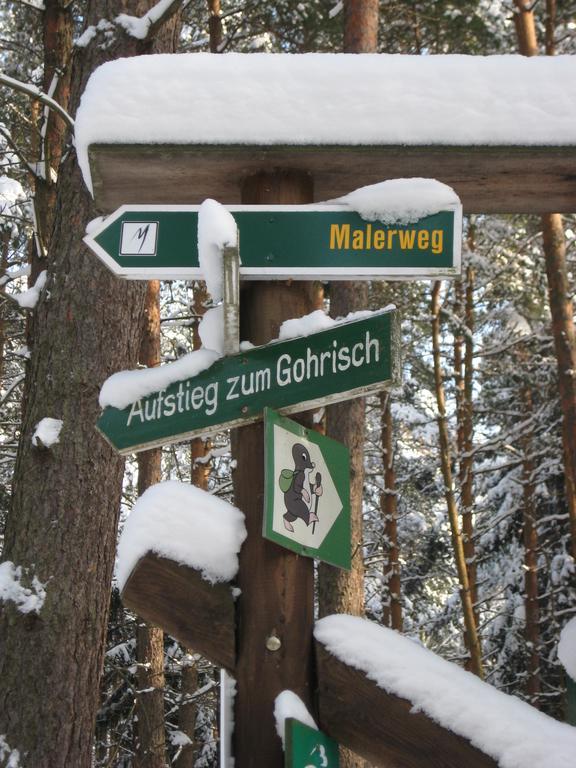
[
  {"x1": 39, "y1": 71, "x2": 61, "y2": 185},
  {"x1": 0, "y1": 71, "x2": 74, "y2": 129},
  {"x1": 115, "y1": 0, "x2": 184, "y2": 41},
  {"x1": 0, "y1": 375, "x2": 25, "y2": 410},
  {"x1": 12, "y1": 270, "x2": 47, "y2": 309}
]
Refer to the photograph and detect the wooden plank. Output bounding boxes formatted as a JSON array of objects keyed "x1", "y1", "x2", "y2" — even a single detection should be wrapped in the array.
[
  {"x1": 121, "y1": 552, "x2": 236, "y2": 671},
  {"x1": 315, "y1": 639, "x2": 499, "y2": 768},
  {"x1": 88, "y1": 144, "x2": 576, "y2": 215}
]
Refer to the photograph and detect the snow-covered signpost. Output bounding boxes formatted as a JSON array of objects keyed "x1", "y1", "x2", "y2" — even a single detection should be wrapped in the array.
[
  {"x1": 96, "y1": 309, "x2": 400, "y2": 453},
  {"x1": 75, "y1": 50, "x2": 576, "y2": 768}
]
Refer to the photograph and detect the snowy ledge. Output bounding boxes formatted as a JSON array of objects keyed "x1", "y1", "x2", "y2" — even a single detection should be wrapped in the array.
[
  {"x1": 116, "y1": 481, "x2": 247, "y2": 591},
  {"x1": 315, "y1": 615, "x2": 576, "y2": 768},
  {"x1": 117, "y1": 482, "x2": 245, "y2": 669},
  {"x1": 75, "y1": 53, "x2": 576, "y2": 196}
]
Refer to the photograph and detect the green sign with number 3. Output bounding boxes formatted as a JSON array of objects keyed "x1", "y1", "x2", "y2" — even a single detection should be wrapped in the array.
[{"x1": 285, "y1": 718, "x2": 339, "y2": 768}]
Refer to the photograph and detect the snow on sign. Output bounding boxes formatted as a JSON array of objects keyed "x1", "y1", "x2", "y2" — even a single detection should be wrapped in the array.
[
  {"x1": 285, "y1": 719, "x2": 339, "y2": 768},
  {"x1": 264, "y1": 409, "x2": 350, "y2": 570},
  {"x1": 97, "y1": 309, "x2": 400, "y2": 455},
  {"x1": 83, "y1": 202, "x2": 461, "y2": 280}
]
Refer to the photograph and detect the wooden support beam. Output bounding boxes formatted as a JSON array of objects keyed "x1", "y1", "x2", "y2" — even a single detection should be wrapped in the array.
[
  {"x1": 315, "y1": 639, "x2": 498, "y2": 768},
  {"x1": 231, "y1": 169, "x2": 318, "y2": 768},
  {"x1": 121, "y1": 552, "x2": 236, "y2": 671},
  {"x1": 88, "y1": 144, "x2": 576, "y2": 215}
]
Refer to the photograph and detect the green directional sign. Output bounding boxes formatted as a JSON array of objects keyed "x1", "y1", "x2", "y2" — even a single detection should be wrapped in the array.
[
  {"x1": 97, "y1": 309, "x2": 400, "y2": 455},
  {"x1": 264, "y1": 409, "x2": 350, "y2": 569},
  {"x1": 285, "y1": 719, "x2": 339, "y2": 768},
  {"x1": 84, "y1": 204, "x2": 461, "y2": 280}
]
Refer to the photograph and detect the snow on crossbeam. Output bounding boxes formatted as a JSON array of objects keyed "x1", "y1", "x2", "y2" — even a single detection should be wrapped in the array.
[
  {"x1": 314, "y1": 615, "x2": 576, "y2": 768},
  {"x1": 117, "y1": 482, "x2": 246, "y2": 670},
  {"x1": 75, "y1": 53, "x2": 576, "y2": 214}
]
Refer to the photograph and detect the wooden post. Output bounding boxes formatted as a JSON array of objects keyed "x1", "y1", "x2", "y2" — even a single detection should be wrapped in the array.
[{"x1": 231, "y1": 169, "x2": 319, "y2": 767}]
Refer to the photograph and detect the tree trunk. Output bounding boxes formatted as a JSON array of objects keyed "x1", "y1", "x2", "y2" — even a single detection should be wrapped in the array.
[
  {"x1": 520, "y1": 382, "x2": 541, "y2": 703},
  {"x1": 0, "y1": 4, "x2": 181, "y2": 766},
  {"x1": 454, "y1": 260, "x2": 478, "y2": 627},
  {"x1": 515, "y1": 0, "x2": 576, "y2": 565},
  {"x1": 319, "y1": 0, "x2": 380, "y2": 625},
  {"x1": 431, "y1": 282, "x2": 483, "y2": 678},
  {"x1": 343, "y1": 0, "x2": 379, "y2": 52},
  {"x1": 207, "y1": 0, "x2": 223, "y2": 53},
  {"x1": 135, "y1": 281, "x2": 166, "y2": 768},
  {"x1": 0, "y1": 231, "x2": 9, "y2": 381},
  {"x1": 175, "y1": 280, "x2": 211, "y2": 768},
  {"x1": 177, "y1": 656, "x2": 199, "y2": 768},
  {"x1": 30, "y1": 0, "x2": 73, "y2": 276},
  {"x1": 542, "y1": 215, "x2": 576, "y2": 561},
  {"x1": 321, "y1": 9, "x2": 380, "y2": 766},
  {"x1": 232, "y1": 169, "x2": 319, "y2": 768},
  {"x1": 380, "y1": 391, "x2": 402, "y2": 631}
]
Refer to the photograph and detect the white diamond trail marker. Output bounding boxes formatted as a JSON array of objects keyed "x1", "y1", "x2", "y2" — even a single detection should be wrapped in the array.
[{"x1": 263, "y1": 408, "x2": 350, "y2": 570}]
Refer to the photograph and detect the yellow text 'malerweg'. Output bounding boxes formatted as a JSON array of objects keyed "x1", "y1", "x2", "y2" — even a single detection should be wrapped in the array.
[{"x1": 330, "y1": 223, "x2": 444, "y2": 254}]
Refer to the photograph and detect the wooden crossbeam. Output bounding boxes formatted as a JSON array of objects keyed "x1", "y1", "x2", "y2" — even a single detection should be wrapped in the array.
[
  {"x1": 121, "y1": 552, "x2": 236, "y2": 671},
  {"x1": 88, "y1": 144, "x2": 576, "y2": 215},
  {"x1": 315, "y1": 639, "x2": 498, "y2": 768}
]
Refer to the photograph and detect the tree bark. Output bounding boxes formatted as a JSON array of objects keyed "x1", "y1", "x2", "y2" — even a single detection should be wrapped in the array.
[
  {"x1": 431, "y1": 282, "x2": 483, "y2": 678},
  {"x1": 380, "y1": 391, "x2": 402, "y2": 631},
  {"x1": 0, "y1": 4, "x2": 181, "y2": 766},
  {"x1": 177, "y1": 281, "x2": 210, "y2": 768},
  {"x1": 135, "y1": 281, "x2": 166, "y2": 768},
  {"x1": 520, "y1": 382, "x2": 541, "y2": 703},
  {"x1": 207, "y1": 0, "x2": 223, "y2": 53},
  {"x1": 454, "y1": 260, "x2": 478, "y2": 627},
  {"x1": 320, "y1": 9, "x2": 380, "y2": 766},
  {"x1": 232, "y1": 169, "x2": 319, "y2": 768},
  {"x1": 319, "y1": 0, "x2": 381, "y2": 625},
  {"x1": 343, "y1": 0, "x2": 379, "y2": 52},
  {"x1": 514, "y1": 0, "x2": 576, "y2": 561},
  {"x1": 177, "y1": 656, "x2": 199, "y2": 768},
  {"x1": 31, "y1": 0, "x2": 74, "y2": 274},
  {"x1": 542, "y1": 215, "x2": 576, "y2": 561},
  {"x1": 513, "y1": 0, "x2": 539, "y2": 56}
]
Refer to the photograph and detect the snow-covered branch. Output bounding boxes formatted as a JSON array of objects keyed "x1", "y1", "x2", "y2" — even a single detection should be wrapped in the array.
[
  {"x1": 0, "y1": 71, "x2": 74, "y2": 130},
  {"x1": 115, "y1": 0, "x2": 185, "y2": 41}
]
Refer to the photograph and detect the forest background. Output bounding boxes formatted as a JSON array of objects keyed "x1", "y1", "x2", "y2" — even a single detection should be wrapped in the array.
[{"x1": 0, "y1": 0, "x2": 575, "y2": 766}]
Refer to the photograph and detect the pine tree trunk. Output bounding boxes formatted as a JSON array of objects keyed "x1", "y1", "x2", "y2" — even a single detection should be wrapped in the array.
[
  {"x1": 343, "y1": 0, "x2": 379, "y2": 52},
  {"x1": 0, "y1": 232, "x2": 9, "y2": 381},
  {"x1": 0, "y1": 4, "x2": 180, "y2": 765},
  {"x1": 520, "y1": 382, "x2": 541, "y2": 703},
  {"x1": 177, "y1": 656, "x2": 199, "y2": 768},
  {"x1": 319, "y1": 0, "x2": 380, "y2": 624},
  {"x1": 542, "y1": 215, "x2": 576, "y2": 561},
  {"x1": 454, "y1": 262, "x2": 478, "y2": 623},
  {"x1": 380, "y1": 391, "x2": 402, "y2": 631},
  {"x1": 135, "y1": 281, "x2": 166, "y2": 768},
  {"x1": 174, "y1": 280, "x2": 211, "y2": 768},
  {"x1": 515, "y1": 0, "x2": 576, "y2": 564},
  {"x1": 207, "y1": 0, "x2": 223, "y2": 52},
  {"x1": 318, "y1": 290, "x2": 366, "y2": 617},
  {"x1": 320, "y1": 9, "x2": 379, "y2": 765},
  {"x1": 30, "y1": 0, "x2": 73, "y2": 277},
  {"x1": 431, "y1": 282, "x2": 483, "y2": 678}
]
